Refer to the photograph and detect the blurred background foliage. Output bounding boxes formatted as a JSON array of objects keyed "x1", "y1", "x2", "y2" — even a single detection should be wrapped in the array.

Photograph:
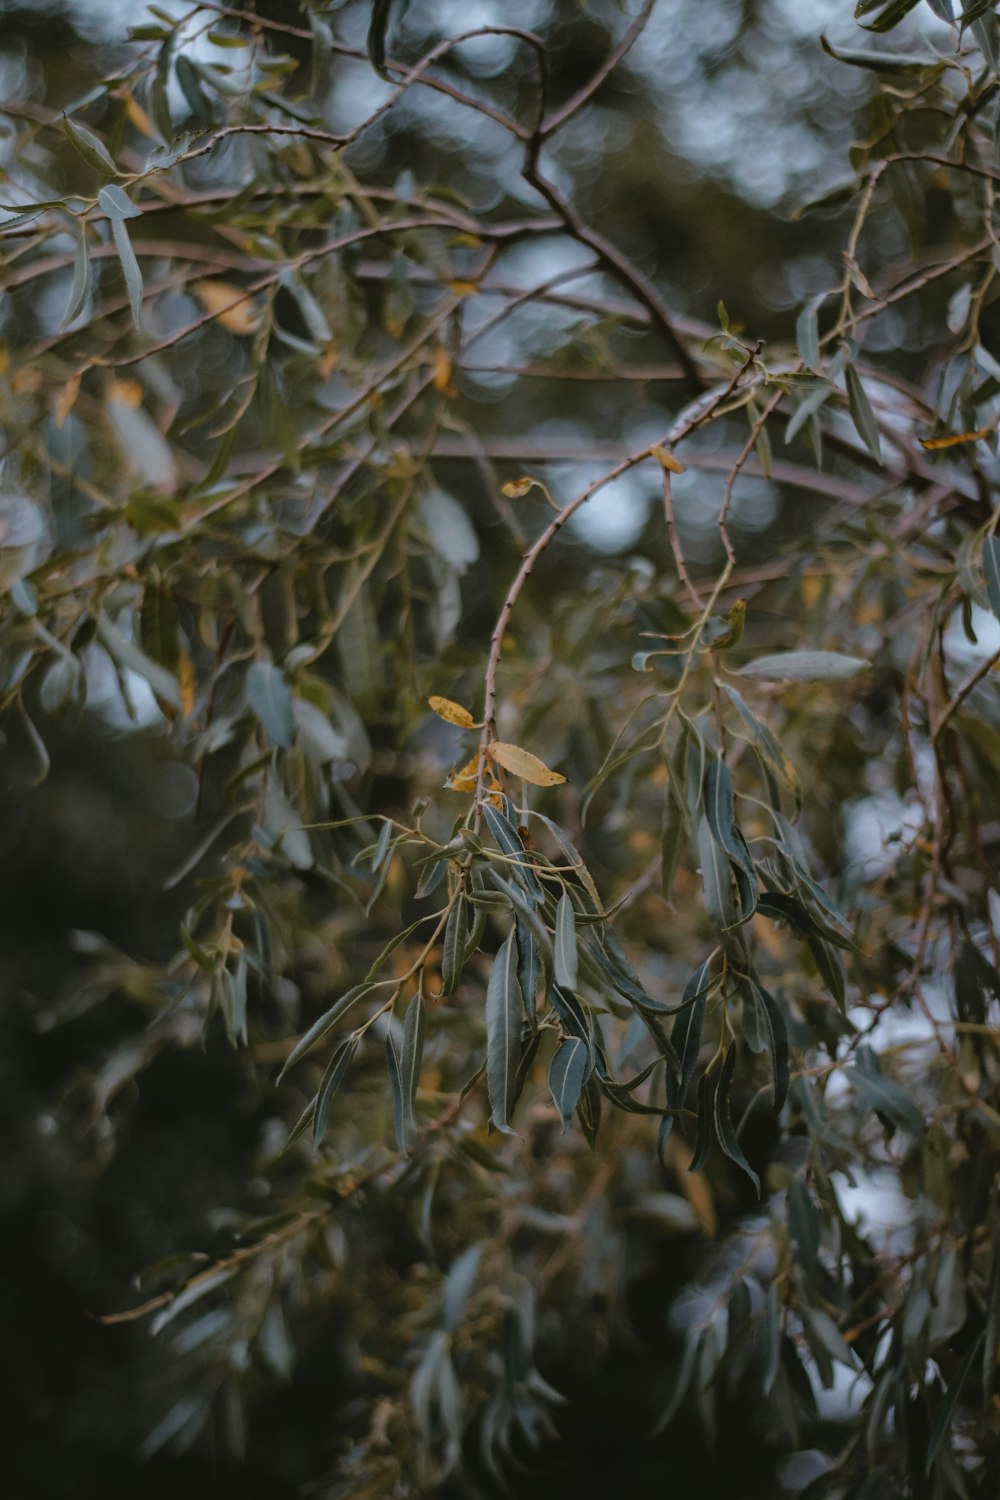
[{"x1": 3, "y1": 1, "x2": 1000, "y2": 1496}]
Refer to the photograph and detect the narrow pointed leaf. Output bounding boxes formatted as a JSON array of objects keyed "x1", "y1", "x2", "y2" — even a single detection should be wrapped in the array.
[
  {"x1": 845, "y1": 363, "x2": 882, "y2": 460},
  {"x1": 401, "y1": 994, "x2": 425, "y2": 1137},
  {"x1": 109, "y1": 215, "x2": 144, "y2": 330},
  {"x1": 737, "y1": 651, "x2": 870, "y2": 681},
  {"x1": 723, "y1": 684, "x2": 802, "y2": 810},
  {"x1": 983, "y1": 534, "x2": 1000, "y2": 625},
  {"x1": 385, "y1": 1026, "x2": 407, "y2": 1151},
  {"x1": 64, "y1": 115, "x2": 118, "y2": 174},
  {"x1": 485, "y1": 931, "x2": 522, "y2": 1133},
  {"x1": 697, "y1": 813, "x2": 739, "y2": 931},
  {"x1": 247, "y1": 659, "x2": 294, "y2": 748},
  {"x1": 441, "y1": 897, "x2": 468, "y2": 995},
  {"x1": 549, "y1": 1036, "x2": 591, "y2": 1131},
  {"x1": 279, "y1": 984, "x2": 374, "y2": 1079},
  {"x1": 554, "y1": 891, "x2": 578, "y2": 990},
  {"x1": 714, "y1": 1042, "x2": 760, "y2": 1193},
  {"x1": 313, "y1": 1035, "x2": 360, "y2": 1145}
]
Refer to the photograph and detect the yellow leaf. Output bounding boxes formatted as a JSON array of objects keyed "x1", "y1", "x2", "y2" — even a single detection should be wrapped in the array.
[
  {"x1": 920, "y1": 425, "x2": 995, "y2": 450},
  {"x1": 447, "y1": 752, "x2": 481, "y2": 792},
  {"x1": 125, "y1": 94, "x2": 154, "y2": 139},
  {"x1": 651, "y1": 443, "x2": 686, "y2": 474},
  {"x1": 55, "y1": 370, "x2": 82, "y2": 429},
  {"x1": 179, "y1": 648, "x2": 196, "y2": 718},
  {"x1": 432, "y1": 346, "x2": 453, "y2": 394},
  {"x1": 489, "y1": 741, "x2": 566, "y2": 786},
  {"x1": 106, "y1": 377, "x2": 143, "y2": 408},
  {"x1": 193, "y1": 279, "x2": 260, "y2": 336},
  {"x1": 501, "y1": 476, "x2": 536, "y2": 499},
  {"x1": 446, "y1": 279, "x2": 479, "y2": 296},
  {"x1": 428, "y1": 695, "x2": 476, "y2": 728}
]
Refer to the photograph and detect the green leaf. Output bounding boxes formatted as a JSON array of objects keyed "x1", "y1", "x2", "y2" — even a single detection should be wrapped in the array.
[
  {"x1": 98, "y1": 183, "x2": 141, "y2": 220},
  {"x1": 688, "y1": 1070, "x2": 714, "y2": 1172},
  {"x1": 482, "y1": 802, "x2": 544, "y2": 903},
  {"x1": 763, "y1": 1283, "x2": 782, "y2": 1395},
  {"x1": 401, "y1": 993, "x2": 425, "y2": 1138},
  {"x1": 858, "y1": 0, "x2": 923, "y2": 31},
  {"x1": 385, "y1": 1026, "x2": 407, "y2": 1151},
  {"x1": 820, "y1": 33, "x2": 937, "y2": 72},
  {"x1": 367, "y1": 0, "x2": 396, "y2": 78},
  {"x1": 723, "y1": 685, "x2": 802, "y2": 810},
  {"x1": 736, "y1": 651, "x2": 870, "y2": 681},
  {"x1": 549, "y1": 1036, "x2": 591, "y2": 1131},
  {"x1": 97, "y1": 613, "x2": 181, "y2": 708},
  {"x1": 441, "y1": 897, "x2": 468, "y2": 996},
  {"x1": 514, "y1": 917, "x2": 541, "y2": 1022},
  {"x1": 714, "y1": 1042, "x2": 760, "y2": 1193},
  {"x1": 796, "y1": 297, "x2": 822, "y2": 372},
  {"x1": 848, "y1": 1051, "x2": 924, "y2": 1136},
  {"x1": 747, "y1": 980, "x2": 789, "y2": 1113},
  {"x1": 62, "y1": 224, "x2": 92, "y2": 328},
  {"x1": 109, "y1": 213, "x2": 144, "y2": 329},
  {"x1": 314, "y1": 1035, "x2": 360, "y2": 1145},
  {"x1": 279, "y1": 984, "x2": 374, "y2": 1078},
  {"x1": 982, "y1": 534, "x2": 1000, "y2": 625},
  {"x1": 926, "y1": 1329, "x2": 986, "y2": 1473},
  {"x1": 845, "y1": 363, "x2": 883, "y2": 461},
  {"x1": 247, "y1": 659, "x2": 294, "y2": 748},
  {"x1": 673, "y1": 964, "x2": 712, "y2": 1103},
  {"x1": 442, "y1": 1245, "x2": 481, "y2": 1333},
  {"x1": 696, "y1": 813, "x2": 739, "y2": 931},
  {"x1": 554, "y1": 891, "x2": 578, "y2": 990},
  {"x1": 64, "y1": 115, "x2": 118, "y2": 175},
  {"x1": 485, "y1": 931, "x2": 522, "y2": 1134}
]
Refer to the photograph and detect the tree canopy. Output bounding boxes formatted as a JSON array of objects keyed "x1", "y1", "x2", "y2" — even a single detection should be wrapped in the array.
[{"x1": 3, "y1": 1, "x2": 1000, "y2": 1496}]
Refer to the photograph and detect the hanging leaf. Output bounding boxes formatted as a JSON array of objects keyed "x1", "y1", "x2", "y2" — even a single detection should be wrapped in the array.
[
  {"x1": 723, "y1": 684, "x2": 802, "y2": 811},
  {"x1": 982, "y1": 534, "x2": 1000, "y2": 625},
  {"x1": 714, "y1": 1042, "x2": 760, "y2": 1194},
  {"x1": 385, "y1": 1027, "x2": 407, "y2": 1151},
  {"x1": 745, "y1": 978, "x2": 789, "y2": 1112},
  {"x1": 64, "y1": 115, "x2": 118, "y2": 175},
  {"x1": 367, "y1": 0, "x2": 396, "y2": 78},
  {"x1": 441, "y1": 897, "x2": 468, "y2": 996},
  {"x1": 696, "y1": 814, "x2": 739, "y2": 931},
  {"x1": 279, "y1": 984, "x2": 374, "y2": 1079},
  {"x1": 400, "y1": 994, "x2": 424, "y2": 1139},
  {"x1": 549, "y1": 1036, "x2": 591, "y2": 1131},
  {"x1": 313, "y1": 1035, "x2": 360, "y2": 1145},
  {"x1": 247, "y1": 659, "x2": 294, "y2": 748},
  {"x1": 485, "y1": 932, "x2": 522, "y2": 1134},
  {"x1": 62, "y1": 225, "x2": 92, "y2": 329},
  {"x1": 845, "y1": 364, "x2": 883, "y2": 461},
  {"x1": 553, "y1": 892, "x2": 578, "y2": 990},
  {"x1": 490, "y1": 741, "x2": 566, "y2": 786},
  {"x1": 428, "y1": 695, "x2": 476, "y2": 727}
]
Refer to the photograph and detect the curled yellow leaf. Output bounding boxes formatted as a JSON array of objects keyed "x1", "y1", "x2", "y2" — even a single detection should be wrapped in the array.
[
  {"x1": 194, "y1": 279, "x2": 260, "y2": 336},
  {"x1": 501, "y1": 476, "x2": 536, "y2": 499},
  {"x1": 489, "y1": 741, "x2": 566, "y2": 786},
  {"x1": 651, "y1": 443, "x2": 686, "y2": 474},
  {"x1": 428, "y1": 695, "x2": 476, "y2": 728},
  {"x1": 447, "y1": 752, "x2": 481, "y2": 792}
]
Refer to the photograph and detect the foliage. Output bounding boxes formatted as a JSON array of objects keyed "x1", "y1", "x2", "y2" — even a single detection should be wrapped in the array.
[{"x1": 3, "y1": 0, "x2": 1000, "y2": 1494}]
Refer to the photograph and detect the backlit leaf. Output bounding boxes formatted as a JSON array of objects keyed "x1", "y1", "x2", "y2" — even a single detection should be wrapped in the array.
[
  {"x1": 428, "y1": 695, "x2": 476, "y2": 728},
  {"x1": 489, "y1": 741, "x2": 566, "y2": 786}
]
